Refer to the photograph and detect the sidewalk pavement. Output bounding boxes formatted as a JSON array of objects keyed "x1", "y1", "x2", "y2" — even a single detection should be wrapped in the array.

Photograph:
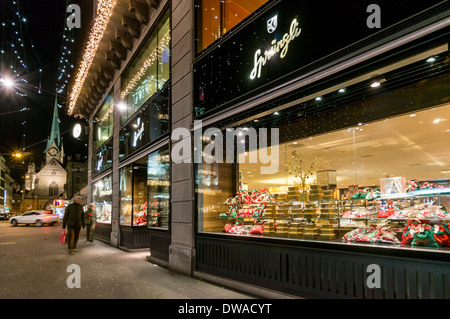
[{"x1": 0, "y1": 222, "x2": 256, "y2": 299}]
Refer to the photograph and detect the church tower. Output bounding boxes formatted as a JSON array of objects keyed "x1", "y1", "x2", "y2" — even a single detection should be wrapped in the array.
[{"x1": 44, "y1": 94, "x2": 64, "y2": 165}]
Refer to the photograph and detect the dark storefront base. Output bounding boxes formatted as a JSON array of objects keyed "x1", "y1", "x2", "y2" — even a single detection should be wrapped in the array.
[
  {"x1": 120, "y1": 226, "x2": 151, "y2": 249},
  {"x1": 149, "y1": 230, "x2": 170, "y2": 262},
  {"x1": 94, "y1": 224, "x2": 112, "y2": 243},
  {"x1": 196, "y1": 235, "x2": 450, "y2": 299},
  {"x1": 119, "y1": 226, "x2": 170, "y2": 262}
]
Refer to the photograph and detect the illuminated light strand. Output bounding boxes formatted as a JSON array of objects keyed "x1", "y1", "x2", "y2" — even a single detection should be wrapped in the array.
[
  {"x1": 119, "y1": 32, "x2": 171, "y2": 100},
  {"x1": 68, "y1": 0, "x2": 117, "y2": 115}
]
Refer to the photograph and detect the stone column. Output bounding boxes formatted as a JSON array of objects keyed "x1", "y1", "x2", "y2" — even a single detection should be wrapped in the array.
[
  {"x1": 111, "y1": 79, "x2": 122, "y2": 247},
  {"x1": 87, "y1": 114, "x2": 93, "y2": 205},
  {"x1": 169, "y1": 0, "x2": 195, "y2": 275}
]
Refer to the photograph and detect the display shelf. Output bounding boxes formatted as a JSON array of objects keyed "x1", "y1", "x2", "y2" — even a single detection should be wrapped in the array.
[
  {"x1": 218, "y1": 186, "x2": 450, "y2": 250},
  {"x1": 378, "y1": 187, "x2": 450, "y2": 200}
]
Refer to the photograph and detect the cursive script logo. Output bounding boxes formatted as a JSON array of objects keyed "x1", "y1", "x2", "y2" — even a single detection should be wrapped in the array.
[
  {"x1": 267, "y1": 15, "x2": 278, "y2": 33},
  {"x1": 250, "y1": 18, "x2": 302, "y2": 80}
]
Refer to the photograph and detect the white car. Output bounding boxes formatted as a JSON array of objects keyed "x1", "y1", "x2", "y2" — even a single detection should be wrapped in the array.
[{"x1": 9, "y1": 211, "x2": 59, "y2": 227}]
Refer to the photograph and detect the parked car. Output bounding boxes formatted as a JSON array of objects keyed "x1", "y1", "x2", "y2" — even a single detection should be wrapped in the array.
[
  {"x1": 9, "y1": 211, "x2": 59, "y2": 227},
  {"x1": 0, "y1": 212, "x2": 11, "y2": 220}
]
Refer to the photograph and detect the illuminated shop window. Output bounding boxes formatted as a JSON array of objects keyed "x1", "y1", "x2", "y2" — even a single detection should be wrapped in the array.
[
  {"x1": 93, "y1": 94, "x2": 113, "y2": 152},
  {"x1": 120, "y1": 10, "x2": 170, "y2": 125},
  {"x1": 119, "y1": 145, "x2": 170, "y2": 228},
  {"x1": 92, "y1": 174, "x2": 112, "y2": 224},
  {"x1": 196, "y1": 48, "x2": 450, "y2": 251}
]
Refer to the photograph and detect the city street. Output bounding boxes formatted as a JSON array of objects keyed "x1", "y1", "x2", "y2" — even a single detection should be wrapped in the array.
[{"x1": 0, "y1": 220, "x2": 255, "y2": 299}]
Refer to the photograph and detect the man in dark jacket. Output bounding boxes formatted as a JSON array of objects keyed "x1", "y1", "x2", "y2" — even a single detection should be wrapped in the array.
[{"x1": 63, "y1": 196, "x2": 85, "y2": 254}]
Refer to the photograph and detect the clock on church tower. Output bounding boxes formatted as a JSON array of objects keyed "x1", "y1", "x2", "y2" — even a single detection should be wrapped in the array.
[{"x1": 48, "y1": 147, "x2": 58, "y2": 157}]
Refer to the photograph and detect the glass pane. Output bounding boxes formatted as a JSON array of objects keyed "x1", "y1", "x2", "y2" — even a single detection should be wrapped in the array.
[
  {"x1": 93, "y1": 95, "x2": 113, "y2": 151},
  {"x1": 149, "y1": 87, "x2": 169, "y2": 142},
  {"x1": 195, "y1": 0, "x2": 268, "y2": 52},
  {"x1": 133, "y1": 165, "x2": 148, "y2": 226},
  {"x1": 93, "y1": 139, "x2": 113, "y2": 176},
  {"x1": 120, "y1": 9, "x2": 171, "y2": 125},
  {"x1": 92, "y1": 175, "x2": 112, "y2": 224},
  {"x1": 147, "y1": 146, "x2": 170, "y2": 229},
  {"x1": 222, "y1": 0, "x2": 268, "y2": 34},
  {"x1": 158, "y1": 12, "x2": 171, "y2": 90},
  {"x1": 119, "y1": 165, "x2": 133, "y2": 226},
  {"x1": 195, "y1": 48, "x2": 450, "y2": 251},
  {"x1": 196, "y1": 0, "x2": 221, "y2": 52}
]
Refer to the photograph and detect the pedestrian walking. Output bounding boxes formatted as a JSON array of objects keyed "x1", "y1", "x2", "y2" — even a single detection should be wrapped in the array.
[
  {"x1": 62, "y1": 196, "x2": 85, "y2": 255},
  {"x1": 85, "y1": 203, "x2": 97, "y2": 242}
]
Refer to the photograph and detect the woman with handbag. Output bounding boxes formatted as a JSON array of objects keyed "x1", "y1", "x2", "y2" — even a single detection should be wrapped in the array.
[{"x1": 85, "y1": 203, "x2": 97, "y2": 242}]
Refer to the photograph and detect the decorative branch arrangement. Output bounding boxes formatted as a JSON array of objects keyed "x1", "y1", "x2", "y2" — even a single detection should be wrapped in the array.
[{"x1": 286, "y1": 150, "x2": 319, "y2": 191}]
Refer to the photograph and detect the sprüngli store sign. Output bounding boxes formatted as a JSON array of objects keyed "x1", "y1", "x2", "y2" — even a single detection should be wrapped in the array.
[{"x1": 193, "y1": 0, "x2": 444, "y2": 116}]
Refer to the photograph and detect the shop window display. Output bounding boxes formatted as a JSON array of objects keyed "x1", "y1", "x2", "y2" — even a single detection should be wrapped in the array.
[
  {"x1": 92, "y1": 175, "x2": 112, "y2": 224},
  {"x1": 119, "y1": 165, "x2": 133, "y2": 225},
  {"x1": 119, "y1": 146, "x2": 170, "y2": 228},
  {"x1": 196, "y1": 48, "x2": 450, "y2": 251},
  {"x1": 147, "y1": 146, "x2": 170, "y2": 229},
  {"x1": 120, "y1": 158, "x2": 148, "y2": 226}
]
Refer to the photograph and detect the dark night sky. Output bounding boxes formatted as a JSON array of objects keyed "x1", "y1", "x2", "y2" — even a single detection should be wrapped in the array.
[{"x1": 0, "y1": 0, "x2": 92, "y2": 180}]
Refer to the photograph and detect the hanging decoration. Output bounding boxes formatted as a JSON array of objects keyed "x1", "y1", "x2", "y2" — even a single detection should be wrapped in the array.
[
  {"x1": 119, "y1": 31, "x2": 171, "y2": 100},
  {"x1": 68, "y1": 0, "x2": 117, "y2": 115}
]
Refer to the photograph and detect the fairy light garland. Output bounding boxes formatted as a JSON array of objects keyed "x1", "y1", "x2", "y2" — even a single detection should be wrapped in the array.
[
  {"x1": 120, "y1": 31, "x2": 171, "y2": 100},
  {"x1": 68, "y1": 0, "x2": 117, "y2": 115},
  {"x1": 56, "y1": 24, "x2": 75, "y2": 95}
]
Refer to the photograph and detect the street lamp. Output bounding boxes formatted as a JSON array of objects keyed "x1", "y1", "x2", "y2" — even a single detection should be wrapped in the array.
[{"x1": 1, "y1": 77, "x2": 14, "y2": 88}]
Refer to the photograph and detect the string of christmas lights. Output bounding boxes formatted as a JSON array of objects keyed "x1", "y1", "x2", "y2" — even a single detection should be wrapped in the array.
[
  {"x1": 68, "y1": 0, "x2": 117, "y2": 116},
  {"x1": 0, "y1": 0, "x2": 44, "y2": 97},
  {"x1": 0, "y1": 0, "x2": 29, "y2": 80},
  {"x1": 56, "y1": 0, "x2": 75, "y2": 95},
  {"x1": 119, "y1": 31, "x2": 171, "y2": 100}
]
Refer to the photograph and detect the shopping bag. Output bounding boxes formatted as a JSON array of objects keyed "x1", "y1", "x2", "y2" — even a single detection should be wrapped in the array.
[{"x1": 60, "y1": 230, "x2": 67, "y2": 244}]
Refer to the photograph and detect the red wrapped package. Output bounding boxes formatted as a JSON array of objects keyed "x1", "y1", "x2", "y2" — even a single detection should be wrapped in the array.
[
  {"x1": 355, "y1": 229, "x2": 380, "y2": 242},
  {"x1": 401, "y1": 220, "x2": 420, "y2": 245},
  {"x1": 343, "y1": 226, "x2": 376, "y2": 242},
  {"x1": 250, "y1": 225, "x2": 263, "y2": 234},
  {"x1": 433, "y1": 224, "x2": 450, "y2": 247},
  {"x1": 223, "y1": 223, "x2": 233, "y2": 233},
  {"x1": 343, "y1": 228, "x2": 361, "y2": 242},
  {"x1": 376, "y1": 230, "x2": 400, "y2": 244}
]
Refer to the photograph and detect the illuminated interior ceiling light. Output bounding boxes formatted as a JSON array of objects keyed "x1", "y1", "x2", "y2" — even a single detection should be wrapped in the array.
[
  {"x1": 68, "y1": 0, "x2": 117, "y2": 115},
  {"x1": 370, "y1": 80, "x2": 381, "y2": 88},
  {"x1": 433, "y1": 118, "x2": 447, "y2": 124},
  {"x1": 315, "y1": 96, "x2": 322, "y2": 101},
  {"x1": 119, "y1": 32, "x2": 171, "y2": 100},
  {"x1": 273, "y1": 111, "x2": 280, "y2": 115},
  {"x1": 338, "y1": 88, "x2": 346, "y2": 93},
  {"x1": 426, "y1": 57, "x2": 436, "y2": 63}
]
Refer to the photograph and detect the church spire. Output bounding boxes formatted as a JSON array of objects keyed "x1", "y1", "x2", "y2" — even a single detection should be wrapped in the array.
[{"x1": 44, "y1": 93, "x2": 61, "y2": 153}]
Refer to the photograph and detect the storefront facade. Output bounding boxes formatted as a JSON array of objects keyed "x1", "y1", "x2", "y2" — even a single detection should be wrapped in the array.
[
  {"x1": 188, "y1": 0, "x2": 450, "y2": 298},
  {"x1": 68, "y1": 0, "x2": 171, "y2": 262},
  {"x1": 68, "y1": 0, "x2": 450, "y2": 298}
]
